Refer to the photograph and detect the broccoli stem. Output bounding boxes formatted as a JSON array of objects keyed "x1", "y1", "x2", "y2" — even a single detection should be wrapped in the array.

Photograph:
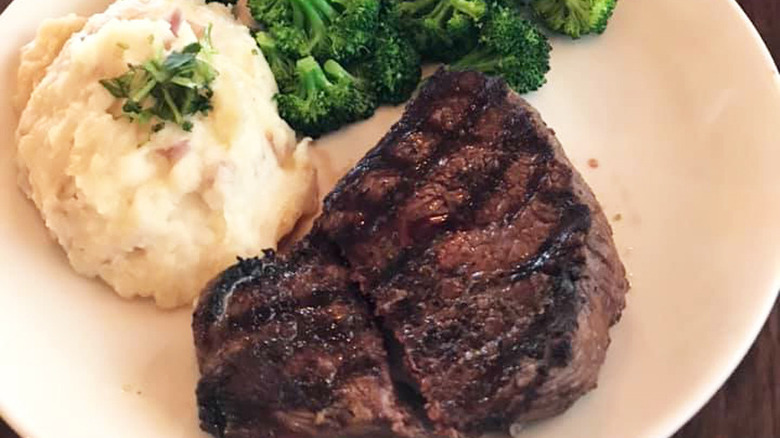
[
  {"x1": 565, "y1": 0, "x2": 591, "y2": 29},
  {"x1": 255, "y1": 32, "x2": 276, "y2": 50},
  {"x1": 323, "y1": 59, "x2": 355, "y2": 84},
  {"x1": 398, "y1": 0, "x2": 438, "y2": 16},
  {"x1": 306, "y1": 0, "x2": 337, "y2": 20},
  {"x1": 292, "y1": 0, "x2": 306, "y2": 28},
  {"x1": 534, "y1": 0, "x2": 592, "y2": 38},
  {"x1": 297, "y1": 56, "x2": 334, "y2": 101},
  {"x1": 292, "y1": 0, "x2": 333, "y2": 51},
  {"x1": 255, "y1": 32, "x2": 289, "y2": 82},
  {"x1": 427, "y1": 0, "x2": 451, "y2": 26},
  {"x1": 400, "y1": 0, "x2": 483, "y2": 23},
  {"x1": 452, "y1": 48, "x2": 499, "y2": 72},
  {"x1": 450, "y1": 0, "x2": 485, "y2": 20}
]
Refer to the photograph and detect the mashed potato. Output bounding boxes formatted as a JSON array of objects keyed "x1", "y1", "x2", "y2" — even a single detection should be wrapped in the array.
[{"x1": 15, "y1": 0, "x2": 317, "y2": 308}]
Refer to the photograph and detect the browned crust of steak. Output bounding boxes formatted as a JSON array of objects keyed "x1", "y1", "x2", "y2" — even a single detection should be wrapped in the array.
[
  {"x1": 193, "y1": 69, "x2": 628, "y2": 438},
  {"x1": 502, "y1": 92, "x2": 627, "y2": 425},
  {"x1": 311, "y1": 69, "x2": 628, "y2": 436},
  {"x1": 193, "y1": 241, "x2": 424, "y2": 438}
]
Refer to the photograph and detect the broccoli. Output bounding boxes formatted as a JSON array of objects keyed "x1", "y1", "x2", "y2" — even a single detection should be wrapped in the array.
[
  {"x1": 314, "y1": 0, "x2": 381, "y2": 61},
  {"x1": 532, "y1": 0, "x2": 617, "y2": 39},
  {"x1": 276, "y1": 56, "x2": 377, "y2": 137},
  {"x1": 359, "y1": 10, "x2": 422, "y2": 104},
  {"x1": 248, "y1": 0, "x2": 380, "y2": 62},
  {"x1": 248, "y1": 0, "x2": 296, "y2": 25},
  {"x1": 255, "y1": 32, "x2": 296, "y2": 92},
  {"x1": 248, "y1": 0, "x2": 310, "y2": 57},
  {"x1": 394, "y1": 0, "x2": 486, "y2": 62},
  {"x1": 451, "y1": 5, "x2": 551, "y2": 94}
]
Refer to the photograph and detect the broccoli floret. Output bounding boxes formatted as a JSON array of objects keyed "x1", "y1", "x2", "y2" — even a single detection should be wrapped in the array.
[
  {"x1": 451, "y1": 5, "x2": 551, "y2": 94},
  {"x1": 359, "y1": 11, "x2": 422, "y2": 104},
  {"x1": 588, "y1": 0, "x2": 616, "y2": 34},
  {"x1": 255, "y1": 32, "x2": 297, "y2": 92},
  {"x1": 276, "y1": 56, "x2": 377, "y2": 137},
  {"x1": 394, "y1": 0, "x2": 486, "y2": 62},
  {"x1": 314, "y1": 0, "x2": 381, "y2": 61},
  {"x1": 249, "y1": 0, "x2": 380, "y2": 62},
  {"x1": 248, "y1": 0, "x2": 295, "y2": 25},
  {"x1": 532, "y1": 0, "x2": 617, "y2": 39},
  {"x1": 249, "y1": 0, "x2": 311, "y2": 57}
]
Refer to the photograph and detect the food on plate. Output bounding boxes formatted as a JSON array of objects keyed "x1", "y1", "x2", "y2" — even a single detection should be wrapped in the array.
[
  {"x1": 393, "y1": 0, "x2": 487, "y2": 62},
  {"x1": 392, "y1": 2, "x2": 552, "y2": 93},
  {"x1": 244, "y1": 0, "x2": 422, "y2": 136},
  {"x1": 212, "y1": 0, "x2": 619, "y2": 138},
  {"x1": 275, "y1": 56, "x2": 378, "y2": 138},
  {"x1": 193, "y1": 70, "x2": 629, "y2": 437},
  {"x1": 450, "y1": 5, "x2": 551, "y2": 93},
  {"x1": 14, "y1": 14, "x2": 87, "y2": 112},
  {"x1": 98, "y1": 32, "x2": 218, "y2": 133},
  {"x1": 14, "y1": 0, "x2": 317, "y2": 308},
  {"x1": 532, "y1": 0, "x2": 618, "y2": 39},
  {"x1": 362, "y1": 18, "x2": 423, "y2": 105},
  {"x1": 231, "y1": 0, "x2": 619, "y2": 137},
  {"x1": 249, "y1": 0, "x2": 381, "y2": 62},
  {"x1": 195, "y1": 245, "x2": 427, "y2": 438}
]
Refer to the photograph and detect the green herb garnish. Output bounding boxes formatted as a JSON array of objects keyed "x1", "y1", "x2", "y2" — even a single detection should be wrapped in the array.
[{"x1": 100, "y1": 39, "x2": 218, "y2": 133}]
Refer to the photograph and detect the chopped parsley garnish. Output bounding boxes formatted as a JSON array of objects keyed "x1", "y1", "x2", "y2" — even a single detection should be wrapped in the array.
[{"x1": 100, "y1": 38, "x2": 218, "y2": 133}]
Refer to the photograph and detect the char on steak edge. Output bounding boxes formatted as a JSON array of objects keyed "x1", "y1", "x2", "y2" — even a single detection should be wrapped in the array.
[{"x1": 193, "y1": 69, "x2": 629, "y2": 438}]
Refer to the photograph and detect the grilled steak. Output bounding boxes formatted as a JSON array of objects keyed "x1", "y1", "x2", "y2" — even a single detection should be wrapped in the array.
[
  {"x1": 193, "y1": 69, "x2": 629, "y2": 438},
  {"x1": 193, "y1": 240, "x2": 424, "y2": 438}
]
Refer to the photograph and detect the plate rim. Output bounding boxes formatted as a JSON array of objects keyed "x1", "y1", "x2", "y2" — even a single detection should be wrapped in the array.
[
  {"x1": 647, "y1": 2, "x2": 780, "y2": 437},
  {"x1": 0, "y1": 0, "x2": 778, "y2": 437}
]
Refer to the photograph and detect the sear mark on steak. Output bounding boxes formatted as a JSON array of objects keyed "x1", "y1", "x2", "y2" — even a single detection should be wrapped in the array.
[
  {"x1": 193, "y1": 242, "x2": 425, "y2": 438},
  {"x1": 193, "y1": 69, "x2": 629, "y2": 438}
]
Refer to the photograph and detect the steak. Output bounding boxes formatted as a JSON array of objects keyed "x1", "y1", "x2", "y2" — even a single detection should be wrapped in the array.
[
  {"x1": 193, "y1": 69, "x2": 629, "y2": 438},
  {"x1": 193, "y1": 240, "x2": 424, "y2": 438}
]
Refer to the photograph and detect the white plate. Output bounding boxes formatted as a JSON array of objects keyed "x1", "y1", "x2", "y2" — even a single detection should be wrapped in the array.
[{"x1": 1, "y1": 0, "x2": 779, "y2": 437}]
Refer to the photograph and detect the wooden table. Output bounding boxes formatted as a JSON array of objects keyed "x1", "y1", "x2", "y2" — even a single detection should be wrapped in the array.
[{"x1": 0, "y1": 0, "x2": 778, "y2": 437}]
